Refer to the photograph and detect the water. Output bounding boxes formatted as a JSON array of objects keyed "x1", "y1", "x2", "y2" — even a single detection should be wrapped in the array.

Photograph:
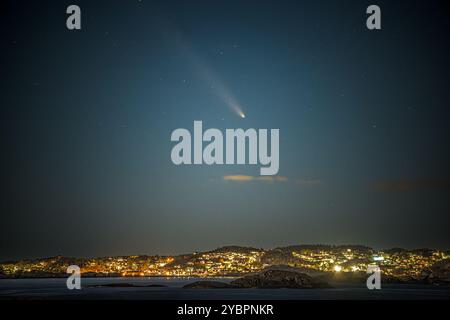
[{"x1": 0, "y1": 277, "x2": 449, "y2": 300}]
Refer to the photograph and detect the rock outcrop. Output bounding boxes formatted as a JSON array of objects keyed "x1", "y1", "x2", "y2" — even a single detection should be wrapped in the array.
[
  {"x1": 87, "y1": 283, "x2": 167, "y2": 288},
  {"x1": 231, "y1": 269, "x2": 330, "y2": 289},
  {"x1": 183, "y1": 281, "x2": 236, "y2": 289},
  {"x1": 427, "y1": 259, "x2": 450, "y2": 284},
  {"x1": 183, "y1": 268, "x2": 331, "y2": 289}
]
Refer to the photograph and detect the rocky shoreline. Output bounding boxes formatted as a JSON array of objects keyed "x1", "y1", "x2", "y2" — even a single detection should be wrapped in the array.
[
  {"x1": 183, "y1": 268, "x2": 331, "y2": 289},
  {"x1": 181, "y1": 263, "x2": 450, "y2": 289}
]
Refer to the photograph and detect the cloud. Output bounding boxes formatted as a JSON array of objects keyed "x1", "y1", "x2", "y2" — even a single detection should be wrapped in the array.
[
  {"x1": 374, "y1": 179, "x2": 450, "y2": 192},
  {"x1": 223, "y1": 175, "x2": 288, "y2": 183},
  {"x1": 222, "y1": 176, "x2": 321, "y2": 187}
]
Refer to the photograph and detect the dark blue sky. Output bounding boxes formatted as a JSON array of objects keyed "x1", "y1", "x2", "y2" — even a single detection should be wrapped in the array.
[{"x1": 1, "y1": 0, "x2": 450, "y2": 260}]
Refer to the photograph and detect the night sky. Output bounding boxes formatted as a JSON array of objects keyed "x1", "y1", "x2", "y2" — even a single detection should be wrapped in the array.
[{"x1": 1, "y1": 0, "x2": 450, "y2": 260}]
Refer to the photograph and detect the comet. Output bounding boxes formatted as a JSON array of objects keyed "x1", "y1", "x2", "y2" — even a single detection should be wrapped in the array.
[
  {"x1": 227, "y1": 99, "x2": 245, "y2": 119},
  {"x1": 205, "y1": 74, "x2": 246, "y2": 119},
  {"x1": 163, "y1": 23, "x2": 246, "y2": 119}
]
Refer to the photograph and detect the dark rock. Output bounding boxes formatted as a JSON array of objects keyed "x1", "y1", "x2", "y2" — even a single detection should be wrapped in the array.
[
  {"x1": 144, "y1": 284, "x2": 167, "y2": 287},
  {"x1": 183, "y1": 281, "x2": 236, "y2": 289},
  {"x1": 427, "y1": 259, "x2": 450, "y2": 284},
  {"x1": 87, "y1": 283, "x2": 167, "y2": 288},
  {"x1": 87, "y1": 283, "x2": 136, "y2": 288},
  {"x1": 231, "y1": 269, "x2": 331, "y2": 289}
]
